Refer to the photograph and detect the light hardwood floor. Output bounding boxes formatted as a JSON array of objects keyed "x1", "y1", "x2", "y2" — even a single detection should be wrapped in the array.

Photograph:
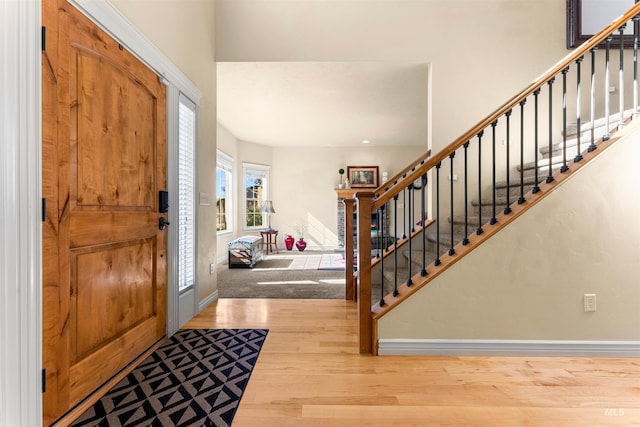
[{"x1": 184, "y1": 299, "x2": 640, "y2": 426}]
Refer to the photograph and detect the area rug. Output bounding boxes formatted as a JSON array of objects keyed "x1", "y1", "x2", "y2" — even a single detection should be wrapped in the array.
[
  {"x1": 71, "y1": 328, "x2": 268, "y2": 427},
  {"x1": 253, "y1": 252, "x2": 344, "y2": 271},
  {"x1": 317, "y1": 253, "x2": 345, "y2": 271}
]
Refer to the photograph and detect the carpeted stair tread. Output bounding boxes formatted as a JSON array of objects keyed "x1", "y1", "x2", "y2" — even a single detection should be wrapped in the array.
[
  {"x1": 471, "y1": 197, "x2": 512, "y2": 207},
  {"x1": 557, "y1": 109, "x2": 631, "y2": 139},
  {"x1": 494, "y1": 174, "x2": 545, "y2": 189},
  {"x1": 426, "y1": 231, "x2": 470, "y2": 249},
  {"x1": 517, "y1": 154, "x2": 575, "y2": 172}
]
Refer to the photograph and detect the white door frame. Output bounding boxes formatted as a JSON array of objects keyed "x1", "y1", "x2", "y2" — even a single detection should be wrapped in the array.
[
  {"x1": 0, "y1": 1, "x2": 201, "y2": 423},
  {"x1": 1, "y1": 0, "x2": 42, "y2": 425}
]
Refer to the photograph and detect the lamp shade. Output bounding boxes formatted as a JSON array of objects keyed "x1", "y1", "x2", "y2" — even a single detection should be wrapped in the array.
[{"x1": 261, "y1": 200, "x2": 275, "y2": 214}]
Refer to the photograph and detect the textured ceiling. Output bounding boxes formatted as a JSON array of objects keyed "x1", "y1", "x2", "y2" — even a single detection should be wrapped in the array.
[{"x1": 217, "y1": 62, "x2": 429, "y2": 147}]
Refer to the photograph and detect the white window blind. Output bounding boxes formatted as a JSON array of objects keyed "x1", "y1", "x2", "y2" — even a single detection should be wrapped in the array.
[{"x1": 178, "y1": 95, "x2": 196, "y2": 292}]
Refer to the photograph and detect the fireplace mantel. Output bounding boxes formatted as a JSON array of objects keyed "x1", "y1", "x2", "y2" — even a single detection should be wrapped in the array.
[{"x1": 335, "y1": 188, "x2": 359, "y2": 199}]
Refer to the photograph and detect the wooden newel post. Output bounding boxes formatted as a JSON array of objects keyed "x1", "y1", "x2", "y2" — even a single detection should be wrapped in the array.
[
  {"x1": 355, "y1": 191, "x2": 374, "y2": 354},
  {"x1": 342, "y1": 198, "x2": 356, "y2": 301}
]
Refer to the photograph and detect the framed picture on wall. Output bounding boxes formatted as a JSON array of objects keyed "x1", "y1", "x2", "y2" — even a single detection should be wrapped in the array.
[
  {"x1": 567, "y1": 0, "x2": 637, "y2": 48},
  {"x1": 347, "y1": 166, "x2": 379, "y2": 188}
]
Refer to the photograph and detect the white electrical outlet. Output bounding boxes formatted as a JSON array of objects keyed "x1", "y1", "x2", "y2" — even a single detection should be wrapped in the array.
[
  {"x1": 584, "y1": 294, "x2": 596, "y2": 312},
  {"x1": 210, "y1": 263, "x2": 215, "y2": 274}
]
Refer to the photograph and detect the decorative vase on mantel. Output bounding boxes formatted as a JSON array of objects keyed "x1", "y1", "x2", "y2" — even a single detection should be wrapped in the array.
[
  {"x1": 295, "y1": 237, "x2": 307, "y2": 252},
  {"x1": 284, "y1": 234, "x2": 295, "y2": 251}
]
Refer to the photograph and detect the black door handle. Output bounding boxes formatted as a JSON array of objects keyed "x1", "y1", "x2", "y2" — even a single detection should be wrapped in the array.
[{"x1": 159, "y1": 217, "x2": 170, "y2": 230}]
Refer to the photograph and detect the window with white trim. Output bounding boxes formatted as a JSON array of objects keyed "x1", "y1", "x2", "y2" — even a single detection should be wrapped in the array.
[
  {"x1": 243, "y1": 163, "x2": 269, "y2": 230},
  {"x1": 178, "y1": 95, "x2": 196, "y2": 292},
  {"x1": 216, "y1": 150, "x2": 233, "y2": 233}
]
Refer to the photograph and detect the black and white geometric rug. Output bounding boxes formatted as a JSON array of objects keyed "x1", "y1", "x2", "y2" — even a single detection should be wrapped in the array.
[{"x1": 71, "y1": 329, "x2": 268, "y2": 427}]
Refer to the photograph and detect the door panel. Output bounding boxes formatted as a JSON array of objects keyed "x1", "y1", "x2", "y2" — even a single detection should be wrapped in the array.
[
  {"x1": 72, "y1": 47, "x2": 156, "y2": 208},
  {"x1": 71, "y1": 239, "x2": 156, "y2": 361},
  {"x1": 42, "y1": 0, "x2": 167, "y2": 424}
]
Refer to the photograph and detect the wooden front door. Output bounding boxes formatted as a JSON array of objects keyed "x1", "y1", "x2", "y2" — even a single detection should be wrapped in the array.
[{"x1": 42, "y1": 1, "x2": 167, "y2": 424}]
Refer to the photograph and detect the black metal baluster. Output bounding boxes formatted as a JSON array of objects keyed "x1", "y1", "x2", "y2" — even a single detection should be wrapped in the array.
[
  {"x1": 378, "y1": 207, "x2": 386, "y2": 306},
  {"x1": 504, "y1": 110, "x2": 512, "y2": 215},
  {"x1": 476, "y1": 131, "x2": 484, "y2": 236},
  {"x1": 546, "y1": 78, "x2": 555, "y2": 183},
  {"x1": 406, "y1": 183, "x2": 414, "y2": 286},
  {"x1": 561, "y1": 67, "x2": 569, "y2": 173},
  {"x1": 392, "y1": 195, "x2": 399, "y2": 297},
  {"x1": 619, "y1": 24, "x2": 626, "y2": 130},
  {"x1": 491, "y1": 121, "x2": 498, "y2": 225},
  {"x1": 518, "y1": 99, "x2": 526, "y2": 205},
  {"x1": 575, "y1": 57, "x2": 584, "y2": 162},
  {"x1": 435, "y1": 162, "x2": 442, "y2": 266},
  {"x1": 402, "y1": 189, "x2": 407, "y2": 239},
  {"x1": 372, "y1": 208, "x2": 379, "y2": 259},
  {"x1": 532, "y1": 89, "x2": 541, "y2": 194},
  {"x1": 588, "y1": 48, "x2": 598, "y2": 152},
  {"x1": 420, "y1": 174, "x2": 428, "y2": 276},
  {"x1": 463, "y1": 142, "x2": 470, "y2": 245},
  {"x1": 604, "y1": 36, "x2": 612, "y2": 141},
  {"x1": 383, "y1": 203, "x2": 390, "y2": 253},
  {"x1": 448, "y1": 152, "x2": 455, "y2": 256},
  {"x1": 410, "y1": 184, "x2": 416, "y2": 234}
]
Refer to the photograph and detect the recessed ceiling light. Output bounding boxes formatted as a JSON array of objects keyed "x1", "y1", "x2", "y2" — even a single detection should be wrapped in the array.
[{"x1": 361, "y1": 140, "x2": 370, "y2": 144}]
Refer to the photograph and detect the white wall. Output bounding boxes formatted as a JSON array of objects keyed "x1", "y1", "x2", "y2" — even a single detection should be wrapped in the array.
[
  {"x1": 214, "y1": 0, "x2": 567, "y2": 155},
  {"x1": 378, "y1": 124, "x2": 640, "y2": 341},
  {"x1": 271, "y1": 145, "x2": 425, "y2": 248}
]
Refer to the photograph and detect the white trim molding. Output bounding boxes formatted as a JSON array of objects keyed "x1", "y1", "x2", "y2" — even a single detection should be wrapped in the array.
[
  {"x1": 199, "y1": 290, "x2": 219, "y2": 313},
  {"x1": 378, "y1": 339, "x2": 640, "y2": 358},
  {"x1": 0, "y1": 0, "x2": 42, "y2": 425},
  {"x1": 69, "y1": 0, "x2": 201, "y2": 103}
]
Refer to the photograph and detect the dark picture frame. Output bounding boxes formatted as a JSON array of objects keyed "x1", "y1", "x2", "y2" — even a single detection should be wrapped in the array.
[
  {"x1": 567, "y1": 0, "x2": 637, "y2": 49},
  {"x1": 347, "y1": 166, "x2": 379, "y2": 188}
]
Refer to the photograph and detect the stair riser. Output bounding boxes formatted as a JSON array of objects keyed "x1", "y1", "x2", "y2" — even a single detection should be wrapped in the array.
[
  {"x1": 540, "y1": 128, "x2": 609, "y2": 156},
  {"x1": 491, "y1": 183, "x2": 540, "y2": 198}
]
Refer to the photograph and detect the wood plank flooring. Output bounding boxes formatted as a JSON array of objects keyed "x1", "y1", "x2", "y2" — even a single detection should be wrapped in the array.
[{"x1": 184, "y1": 299, "x2": 640, "y2": 426}]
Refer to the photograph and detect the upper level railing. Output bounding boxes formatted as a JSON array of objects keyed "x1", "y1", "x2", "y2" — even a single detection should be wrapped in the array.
[{"x1": 346, "y1": 2, "x2": 640, "y2": 354}]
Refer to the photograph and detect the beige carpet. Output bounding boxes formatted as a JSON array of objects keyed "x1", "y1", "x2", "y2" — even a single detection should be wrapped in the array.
[{"x1": 218, "y1": 250, "x2": 346, "y2": 299}]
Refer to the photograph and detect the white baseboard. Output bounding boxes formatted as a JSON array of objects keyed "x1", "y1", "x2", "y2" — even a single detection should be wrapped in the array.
[
  {"x1": 377, "y1": 339, "x2": 640, "y2": 357},
  {"x1": 198, "y1": 290, "x2": 219, "y2": 313}
]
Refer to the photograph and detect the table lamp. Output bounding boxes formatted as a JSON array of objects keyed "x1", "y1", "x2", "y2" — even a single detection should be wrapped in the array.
[{"x1": 261, "y1": 200, "x2": 275, "y2": 231}]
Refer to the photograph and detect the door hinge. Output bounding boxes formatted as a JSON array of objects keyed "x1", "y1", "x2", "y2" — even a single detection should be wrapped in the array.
[
  {"x1": 41, "y1": 26, "x2": 46, "y2": 52},
  {"x1": 42, "y1": 368, "x2": 46, "y2": 393},
  {"x1": 42, "y1": 198, "x2": 46, "y2": 222}
]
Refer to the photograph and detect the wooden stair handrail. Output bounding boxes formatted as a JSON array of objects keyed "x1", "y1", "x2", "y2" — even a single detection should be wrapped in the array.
[
  {"x1": 371, "y1": 118, "x2": 639, "y2": 320},
  {"x1": 371, "y1": 2, "x2": 640, "y2": 211}
]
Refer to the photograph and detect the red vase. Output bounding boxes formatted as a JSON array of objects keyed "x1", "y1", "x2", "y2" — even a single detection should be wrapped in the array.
[
  {"x1": 295, "y1": 238, "x2": 307, "y2": 252},
  {"x1": 284, "y1": 234, "x2": 295, "y2": 251}
]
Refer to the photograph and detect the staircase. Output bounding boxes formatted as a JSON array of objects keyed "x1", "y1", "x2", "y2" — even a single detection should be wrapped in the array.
[
  {"x1": 344, "y1": 2, "x2": 640, "y2": 354},
  {"x1": 372, "y1": 114, "x2": 615, "y2": 305}
]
